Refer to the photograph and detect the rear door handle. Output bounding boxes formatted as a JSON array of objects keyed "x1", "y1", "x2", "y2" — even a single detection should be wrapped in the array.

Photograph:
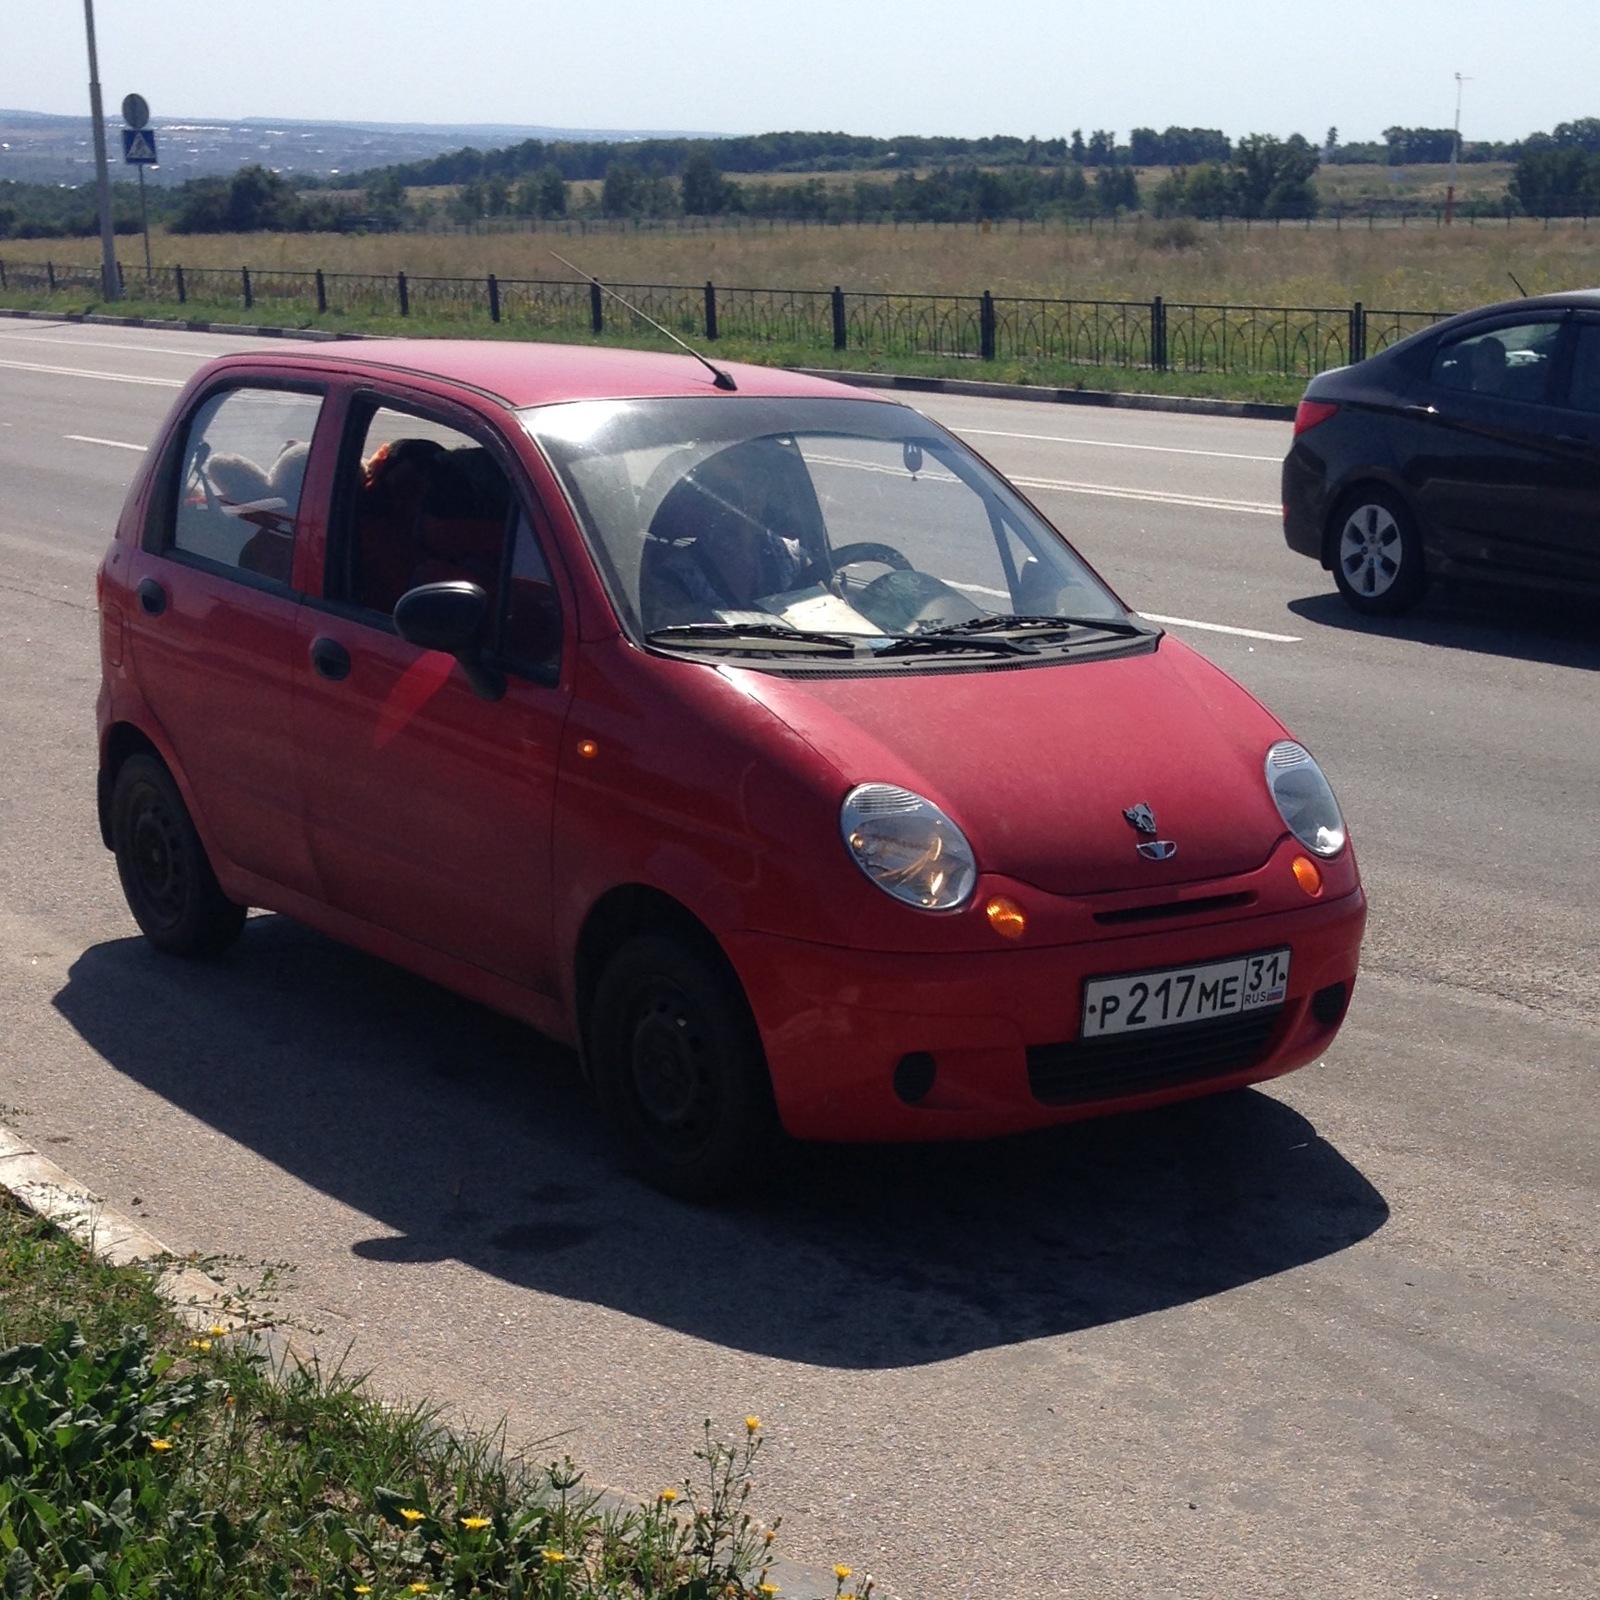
[
  {"x1": 310, "y1": 636, "x2": 352, "y2": 681},
  {"x1": 1555, "y1": 433, "x2": 1590, "y2": 447},
  {"x1": 136, "y1": 577, "x2": 167, "y2": 616},
  {"x1": 1400, "y1": 403, "x2": 1438, "y2": 420}
]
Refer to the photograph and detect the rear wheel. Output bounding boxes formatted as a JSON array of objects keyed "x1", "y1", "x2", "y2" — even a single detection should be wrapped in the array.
[
  {"x1": 1330, "y1": 488, "x2": 1428, "y2": 615},
  {"x1": 110, "y1": 754, "x2": 246, "y2": 956},
  {"x1": 588, "y1": 935, "x2": 778, "y2": 1200}
]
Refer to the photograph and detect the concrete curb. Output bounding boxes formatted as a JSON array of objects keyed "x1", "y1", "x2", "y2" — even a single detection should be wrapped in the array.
[
  {"x1": 1, "y1": 306, "x2": 1296, "y2": 418},
  {"x1": 0, "y1": 1118, "x2": 866, "y2": 1598}
]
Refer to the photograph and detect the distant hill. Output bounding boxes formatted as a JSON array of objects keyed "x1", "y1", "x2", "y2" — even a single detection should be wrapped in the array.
[{"x1": 0, "y1": 110, "x2": 723, "y2": 187}]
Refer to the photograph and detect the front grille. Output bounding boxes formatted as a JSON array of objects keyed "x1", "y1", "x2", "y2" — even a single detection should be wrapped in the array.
[{"x1": 1027, "y1": 1006, "x2": 1283, "y2": 1106}]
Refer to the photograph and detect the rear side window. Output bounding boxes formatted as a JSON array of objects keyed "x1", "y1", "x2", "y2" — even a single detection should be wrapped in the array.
[
  {"x1": 172, "y1": 387, "x2": 323, "y2": 585},
  {"x1": 1430, "y1": 321, "x2": 1561, "y2": 404}
]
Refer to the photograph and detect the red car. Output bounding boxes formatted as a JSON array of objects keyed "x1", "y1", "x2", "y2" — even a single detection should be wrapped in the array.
[{"x1": 96, "y1": 341, "x2": 1365, "y2": 1196}]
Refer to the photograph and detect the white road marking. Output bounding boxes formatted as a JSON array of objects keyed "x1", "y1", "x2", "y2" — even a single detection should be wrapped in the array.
[
  {"x1": 66, "y1": 434, "x2": 148, "y2": 452},
  {"x1": 0, "y1": 357, "x2": 183, "y2": 388},
  {"x1": 1142, "y1": 613, "x2": 1301, "y2": 643},
  {"x1": 955, "y1": 426, "x2": 1282, "y2": 463},
  {"x1": 1011, "y1": 473, "x2": 1279, "y2": 516},
  {"x1": 0, "y1": 330, "x2": 246, "y2": 360}
]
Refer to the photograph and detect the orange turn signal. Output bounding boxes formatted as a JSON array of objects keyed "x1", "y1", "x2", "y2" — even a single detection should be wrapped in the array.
[
  {"x1": 985, "y1": 895, "x2": 1027, "y2": 940},
  {"x1": 577, "y1": 739, "x2": 599, "y2": 760},
  {"x1": 1292, "y1": 856, "x2": 1323, "y2": 897}
]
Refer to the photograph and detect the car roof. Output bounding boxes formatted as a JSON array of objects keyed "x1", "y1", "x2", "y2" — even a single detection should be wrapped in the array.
[
  {"x1": 1426, "y1": 287, "x2": 1600, "y2": 335},
  {"x1": 212, "y1": 339, "x2": 877, "y2": 410}
]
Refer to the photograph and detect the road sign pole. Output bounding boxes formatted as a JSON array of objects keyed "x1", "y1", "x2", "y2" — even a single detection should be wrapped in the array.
[
  {"x1": 138, "y1": 163, "x2": 152, "y2": 284},
  {"x1": 81, "y1": 0, "x2": 121, "y2": 300}
]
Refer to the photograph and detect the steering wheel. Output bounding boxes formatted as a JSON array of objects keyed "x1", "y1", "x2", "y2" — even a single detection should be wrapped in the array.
[{"x1": 830, "y1": 541, "x2": 913, "y2": 573}]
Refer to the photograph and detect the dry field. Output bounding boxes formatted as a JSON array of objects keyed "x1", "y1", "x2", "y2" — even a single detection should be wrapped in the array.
[{"x1": 17, "y1": 213, "x2": 1600, "y2": 313}]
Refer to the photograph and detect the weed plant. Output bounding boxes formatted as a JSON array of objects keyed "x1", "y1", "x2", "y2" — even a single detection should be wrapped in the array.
[{"x1": 0, "y1": 1200, "x2": 861, "y2": 1600}]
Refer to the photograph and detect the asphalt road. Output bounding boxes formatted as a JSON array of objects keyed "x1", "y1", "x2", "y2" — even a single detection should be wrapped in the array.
[{"x1": 1, "y1": 320, "x2": 1596, "y2": 1600}]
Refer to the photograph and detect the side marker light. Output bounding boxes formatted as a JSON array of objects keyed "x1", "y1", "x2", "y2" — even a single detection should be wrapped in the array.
[
  {"x1": 577, "y1": 739, "x2": 599, "y2": 759},
  {"x1": 1292, "y1": 856, "x2": 1323, "y2": 897},
  {"x1": 985, "y1": 896, "x2": 1027, "y2": 940}
]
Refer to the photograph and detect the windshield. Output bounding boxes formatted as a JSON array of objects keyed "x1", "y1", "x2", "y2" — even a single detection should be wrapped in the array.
[{"x1": 520, "y1": 396, "x2": 1135, "y2": 660}]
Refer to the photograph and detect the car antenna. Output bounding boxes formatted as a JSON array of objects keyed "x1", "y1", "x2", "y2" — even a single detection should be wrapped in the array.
[
  {"x1": 551, "y1": 252, "x2": 737, "y2": 391},
  {"x1": 1508, "y1": 271, "x2": 1529, "y2": 297}
]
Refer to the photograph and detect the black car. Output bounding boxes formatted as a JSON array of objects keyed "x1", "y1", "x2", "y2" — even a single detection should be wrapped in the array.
[{"x1": 1283, "y1": 290, "x2": 1600, "y2": 615}]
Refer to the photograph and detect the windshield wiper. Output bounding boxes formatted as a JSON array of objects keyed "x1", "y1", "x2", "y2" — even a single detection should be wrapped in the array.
[
  {"x1": 916, "y1": 612, "x2": 1155, "y2": 640},
  {"x1": 645, "y1": 621, "x2": 861, "y2": 656},
  {"x1": 872, "y1": 630, "x2": 1041, "y2": 658}
]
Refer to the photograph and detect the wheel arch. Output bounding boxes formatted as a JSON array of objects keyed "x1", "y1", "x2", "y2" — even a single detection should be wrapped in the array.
[{"x1": 97, "y1": 722, "x2": 164, "y2": 850}]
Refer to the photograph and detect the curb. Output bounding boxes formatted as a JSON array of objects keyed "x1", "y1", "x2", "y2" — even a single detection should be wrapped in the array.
[
  {"x1": 0, "y1": 1117, "x2": 867, "y2": 1599},
  {"x1": 1, "y1": 306, "x2": 1296, "y2": 418}
]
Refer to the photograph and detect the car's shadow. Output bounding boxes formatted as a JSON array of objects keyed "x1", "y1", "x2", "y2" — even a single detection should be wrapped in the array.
[
  {"x1": 55, "y1": 918, "x2": 1387, "y2": 1369},
  {"x1": 1288, "y1": 584, "x2": 1600, "y2": 670}
]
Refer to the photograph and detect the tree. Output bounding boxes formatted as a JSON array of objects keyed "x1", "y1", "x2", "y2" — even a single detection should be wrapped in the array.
[
  {"x1": 1512, "y1": 148, "x2": 1600, "y2": 216},
  {"x1": 1070, "y1": 129, "x2": 1086, "y2": 165},
  {"x1": 171, "y1": 165, "x2": 300, "y2": 233},
  {"x1": 601, "y1": 161, "x2": 644, "y2": 217},
  {"x1": 681, "y1": 148, "x2": 731, "y2": 215},
  {"x1": 1232, "y1": 133, "x2": 1319, "y2": 218},
  {"x1": 1085, "y1": 129, "x2": 1115, "y2": 166},
  {"x1": 1095, "y1": 165, "x2": 1139, "y2": 213}
]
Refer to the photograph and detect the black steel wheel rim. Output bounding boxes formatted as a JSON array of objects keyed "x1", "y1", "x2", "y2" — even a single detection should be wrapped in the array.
[
  {"x1": 625, "y1": 979, "x2": 719, "y2": 1155},
  {"x1": 127, "y1": 784, "x2": 188, "y2": 928}
]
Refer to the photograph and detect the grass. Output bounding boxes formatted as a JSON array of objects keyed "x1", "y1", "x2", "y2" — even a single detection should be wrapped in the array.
[{"x1": 0, "y1": 1194, "x2": 860, "y2": 1600}]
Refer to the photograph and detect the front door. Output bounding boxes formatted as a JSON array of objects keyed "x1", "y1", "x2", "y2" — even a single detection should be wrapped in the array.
[{"x1": 293, "y1": 396, "x2": 571, "y2": 995}]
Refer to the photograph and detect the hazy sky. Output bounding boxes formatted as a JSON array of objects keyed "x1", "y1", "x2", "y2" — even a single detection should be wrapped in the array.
[{"x1": 6, "y1": 0, "x2": 1595, "y2": 144}]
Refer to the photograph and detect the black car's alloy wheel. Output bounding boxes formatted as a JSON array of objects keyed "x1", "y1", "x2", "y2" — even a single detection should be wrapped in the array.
[
  {"x1": 589, "y1": 935, "x2": 777, "y2": 1199},
  {"x1": 1331, "y1": 489, "x2": 1429, "y2": 616},
  {"x1": 110, "y1": 754, "x2": 247, "y2": 956}
]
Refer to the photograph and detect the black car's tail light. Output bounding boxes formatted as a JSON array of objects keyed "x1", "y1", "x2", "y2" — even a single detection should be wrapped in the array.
[{"x1": 1293, "y1": 399, "x2": 1339, "y2": 436}]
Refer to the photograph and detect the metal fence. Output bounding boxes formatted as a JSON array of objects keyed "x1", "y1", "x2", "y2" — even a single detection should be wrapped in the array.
[{"x1": 0, "y1": 255, "x2": 1457, "y2": 379}]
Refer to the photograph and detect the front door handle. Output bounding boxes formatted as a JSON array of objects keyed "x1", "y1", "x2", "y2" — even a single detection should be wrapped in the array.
[
  {"x1": 136, "y1": 577, "x2": 167, "y2": 616},
  {"x1": 310, "y1": 636, "x2": 352, "y2": 681},
  {"x1": 1400, "y1": 403, "x2": 1438, "y2": 421}
]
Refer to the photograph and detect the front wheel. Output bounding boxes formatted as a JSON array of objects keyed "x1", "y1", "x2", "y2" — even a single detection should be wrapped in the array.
[
  {"x1": 1330, "y1": 489, "x2": 1428, "y2": 615},
  {"x1": 588, "y1": 935, "x2": 778, "y2": 1200},
  {"x1": 110, "y1": 754, "x2": 246, "y2": 957}
]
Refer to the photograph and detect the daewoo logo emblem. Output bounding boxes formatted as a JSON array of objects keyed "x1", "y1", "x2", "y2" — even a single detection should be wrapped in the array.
[{"x1": 1123, "y1": 803, "x2": 1178, "y2": 861}]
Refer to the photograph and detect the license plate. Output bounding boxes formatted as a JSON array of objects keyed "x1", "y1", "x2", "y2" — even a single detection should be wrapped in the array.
[{"x1": 1081, "y1": 948, "x2": 1291, "y2": 1038}]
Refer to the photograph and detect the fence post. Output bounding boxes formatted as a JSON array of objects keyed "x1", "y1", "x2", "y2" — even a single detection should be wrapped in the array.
[
  {"x1": 1350, "y1": 302, "x2": 1365, "y2": 364},
  {"x1": 175, "y1": 264, "x2": 186, "y2": 304},
  {"x1": 487, "y1": 274, "x2": 500, "y2": 323},
  {"x1": 0, "y1": 259, "x2": 6, "y2": 291},
  {"x1": 397, "y1": 271, "x2": 409, "y2": 317},
  {"x1": 832, "y1": 285, "x2": 846, "y2": 350},
  {"x1": 980, "y1": 290, "x2": 996, "y2": 361},
  {"x1": 46, "y1": 261, "x2": 55, "y2": 291},
  {"x1": 315, "y1": 268, "x2": 326, "y2": 314},
  {"x1": 242, "y1": 266, "x2": 253, "y2": 310},
  {"x1": 704, "y1": 280, "x2": 718, "y2": 340},
  {"x1": 116, "y1": 260, "x2": 125, "y2": 292},
  {"x1": 1151, "y1": 295, "x2": 1167, "y2": 371},
  {"x1": 590, "y1": 280, "x2": 604, "y2": 335}
]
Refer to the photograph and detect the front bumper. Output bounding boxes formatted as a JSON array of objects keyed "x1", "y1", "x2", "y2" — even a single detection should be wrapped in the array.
[{"x1": 725, "y1": 868, "x2": 1366, "y2": 1142}]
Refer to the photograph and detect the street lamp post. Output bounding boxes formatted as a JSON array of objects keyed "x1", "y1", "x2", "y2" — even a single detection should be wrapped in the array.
[
  {"x1": 82, "y1": 0, "x2": 121, "y2": 300},
  {"x1": 1445, "y1": 72, "x2": 1470, "y2": 227}
]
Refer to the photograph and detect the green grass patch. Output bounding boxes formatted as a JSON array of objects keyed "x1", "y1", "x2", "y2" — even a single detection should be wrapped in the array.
[{"x1": 0, "y1": 1195, "x2": 857, "y2": 1600}]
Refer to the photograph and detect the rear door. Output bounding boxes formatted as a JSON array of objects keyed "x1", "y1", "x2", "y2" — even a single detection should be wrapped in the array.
[
  {"x1": 1408, "y1": 315, "x2": 1571, "y2": 580},
  {"x1": 1539, "y1": 312, "x2": 1600, "y2": 589},
  {"x1": 292, "y1": 389, "x2": 572, "y2": 995},
  {"x1": 124, "y1": 379, "x2": 326, "y2": 893}
]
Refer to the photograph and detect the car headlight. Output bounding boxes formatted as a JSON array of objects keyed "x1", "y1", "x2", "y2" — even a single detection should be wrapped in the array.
[
  {"x1": 1265, "y1": 741, "x2": 1347, "y2": 858},
  {"x1": 840, "y1": 783, "x2": 977, "y2": 910}
]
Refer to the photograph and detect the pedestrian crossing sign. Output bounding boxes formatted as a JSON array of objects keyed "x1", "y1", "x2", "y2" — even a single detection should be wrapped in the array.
[{"x1": 121, "y1": 128, "x2": 158, "y2": 164}]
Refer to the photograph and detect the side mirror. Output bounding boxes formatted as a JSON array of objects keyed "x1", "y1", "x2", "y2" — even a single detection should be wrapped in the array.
[{"x1": 393, "y1": 581, "x2": 505, "y2": 701}]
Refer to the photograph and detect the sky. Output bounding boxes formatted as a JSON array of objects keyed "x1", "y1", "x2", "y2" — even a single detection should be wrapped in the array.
[{"x1": 4, "y1": 0, "x2": 1597, "y2": 146}]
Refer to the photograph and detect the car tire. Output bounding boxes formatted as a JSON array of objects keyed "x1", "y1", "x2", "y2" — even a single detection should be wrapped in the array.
[
  {"x1": 1329, "y1": 488, "x2": 1429, "y2": 616},
  {"x1": 110, "y1": 754, "x2": 247, "y2": 957},
  {"x1": 588, "y1": 934, "x2": 779, "y2": 1200}
]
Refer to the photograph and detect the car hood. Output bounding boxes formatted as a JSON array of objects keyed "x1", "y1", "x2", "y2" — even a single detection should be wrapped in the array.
[{"x1": 731, "y1": 638, "x2": 1293, "y2": 896}]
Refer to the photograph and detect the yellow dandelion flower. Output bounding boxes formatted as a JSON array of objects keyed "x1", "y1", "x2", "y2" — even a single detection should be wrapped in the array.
[
  {"x1": 354, "y1": 1588, "x2": 372, "y2": 1596},
  {"x1": 460, "y1": 1515, "x2": 491, "y2": 1531},
  {"x1": 745, "y1": 1415, "x2": 761, "y2": 1434},
  {"x1": 759, "y1": 1584, "x2": 780, "y2": 1596},
  {"x1": 658, "y1": 1487, "x2": 679, "y2": 1503},
  {"x1": 542, "y1": 1549, "x2": 567, "y2": 1565},
  {"x1": 834, "y1": 1567, "x2": 853, "y2": 1581},
  {"x1": 208, "y1": 1324, "x2": 229, "y2": 1336},
  {"x1": 148, "y1": 1438, "x2": 173, "y2": 1452},
  {"x1": 398, "y1": 1507, "x2": 425, "y2": 1524},
  {"x1": 410, "y1": 1584, "x2": 429, "y2": 1594}
]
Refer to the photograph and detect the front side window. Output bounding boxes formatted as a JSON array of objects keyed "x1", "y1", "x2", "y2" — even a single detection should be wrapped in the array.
[
  {"x1": 331, "y1": 404, "x2": 562, "y2": 679},
  {"x1": 522, "y1": 397, "x2": 1137, "y2": 666},
  {"x1": 1430, "y1": 320, "x2": 1562, "y2": 404},
  {"x1": 1563, "y1": 323, "x2": 1600, "y2": 414},
  {"x1": 173, "y1": 386, "x2": 323, "y2": 584}
]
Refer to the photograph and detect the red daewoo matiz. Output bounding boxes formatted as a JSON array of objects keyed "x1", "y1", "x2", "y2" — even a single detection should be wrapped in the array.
[{"x1": 97, "y1": 341, "x2": 1365, "y2": 1195}]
